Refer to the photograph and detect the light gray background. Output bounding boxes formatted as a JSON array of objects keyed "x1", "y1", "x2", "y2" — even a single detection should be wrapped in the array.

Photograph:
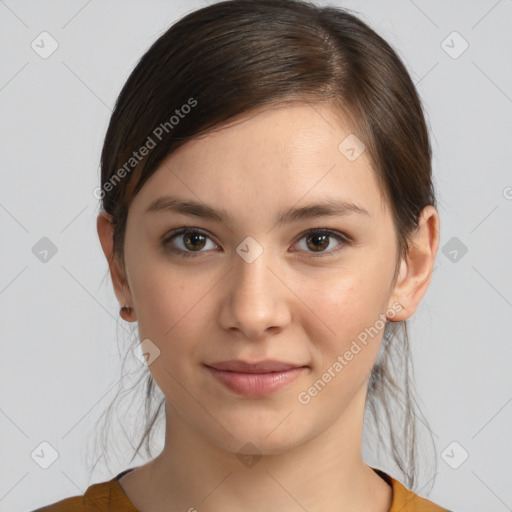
[{"x1": 1, "y1": 1, "x2": 511, "y2": 511}]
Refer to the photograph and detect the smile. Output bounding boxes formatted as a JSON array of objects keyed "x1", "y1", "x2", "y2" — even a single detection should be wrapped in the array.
[{"x1": 204, "y1": 362, "x2": 308, "y2": 397}]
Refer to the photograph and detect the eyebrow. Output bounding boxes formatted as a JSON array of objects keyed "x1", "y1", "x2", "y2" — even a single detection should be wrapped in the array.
[{"x1": 144, "y1": 195, "x2": 371, "y2": 227}]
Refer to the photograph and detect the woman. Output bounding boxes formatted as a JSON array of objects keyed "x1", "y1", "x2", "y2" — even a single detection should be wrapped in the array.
[{"x1": 34, "y1": 0, "x2": 451, "y2": 510}]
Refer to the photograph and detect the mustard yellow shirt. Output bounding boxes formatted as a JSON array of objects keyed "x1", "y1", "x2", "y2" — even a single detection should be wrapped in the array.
[{"x1": 32, "y1": 466, "x2": 451, "y2": 511}]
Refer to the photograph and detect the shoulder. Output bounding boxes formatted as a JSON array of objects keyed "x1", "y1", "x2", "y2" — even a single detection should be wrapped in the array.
[
  {"x1": 384, "y1": 472, "x2": 452, "y2": 512},
  {"x1": 31, "y1": 473, "x2": 138, "y2": 512}
]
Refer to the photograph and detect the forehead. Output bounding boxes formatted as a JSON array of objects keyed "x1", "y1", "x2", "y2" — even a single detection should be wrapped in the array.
[{"x1": 131, "y1": 102, "x2": 388, "y2": 223}]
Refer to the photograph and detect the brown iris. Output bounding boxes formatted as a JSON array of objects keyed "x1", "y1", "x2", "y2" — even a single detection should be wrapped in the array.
[
  {"x1": 306, "y1": 233, "x2": 329, "y2": 252},
  {"x1": 183, "y1": 232, "x2": 207, "y2": 251}
]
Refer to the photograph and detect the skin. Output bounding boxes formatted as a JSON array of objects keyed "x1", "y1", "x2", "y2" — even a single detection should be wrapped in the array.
[{"x1": 97, "y1": 102, "x2": 440, "y2": 512}]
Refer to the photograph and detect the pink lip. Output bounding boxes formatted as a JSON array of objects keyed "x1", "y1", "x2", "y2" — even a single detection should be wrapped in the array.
[{"x1": 205, "y1": 360, "x2": 308, "y2": 397}]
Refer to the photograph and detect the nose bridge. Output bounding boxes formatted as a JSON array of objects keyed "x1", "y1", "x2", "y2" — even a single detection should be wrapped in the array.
[
  {"x1": 235, "y1": 244, "x2": 272, "y2": 298},
  {"x1": 220, "y1": 238, "x2": 290, "y2": 338}
]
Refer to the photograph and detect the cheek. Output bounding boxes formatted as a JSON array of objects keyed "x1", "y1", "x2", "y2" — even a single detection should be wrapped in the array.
[
  {"x1": 131, "y1": 266, "x2": 207, "y2": 358},
  {"x1": 303, "y1": 263, "x2": 391, "y2": 367},
  {"x1": 296, "y1": 275, "x2": 389, "y2": 414},
  {"x1": 130, "y1": 267, "x2": 215, "y2": 404}
]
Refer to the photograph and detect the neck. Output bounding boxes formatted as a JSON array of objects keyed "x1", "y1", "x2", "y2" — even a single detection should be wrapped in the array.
[{"x1": 136, "y1": 384, "x2": 392, "y2": 512}]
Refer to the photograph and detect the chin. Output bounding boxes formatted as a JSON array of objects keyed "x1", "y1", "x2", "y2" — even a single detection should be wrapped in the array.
[
  {"x1": 218, "y1": 434, "x2": 301, "y2": 458},
  {"x1": 206, "y1": 414, "x2": 310, "y2": 457}
]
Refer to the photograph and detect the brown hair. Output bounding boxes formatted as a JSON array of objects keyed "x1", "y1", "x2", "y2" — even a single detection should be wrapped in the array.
[{"x1": 91, "y1": 0, "x2": 438, "y2": 491}]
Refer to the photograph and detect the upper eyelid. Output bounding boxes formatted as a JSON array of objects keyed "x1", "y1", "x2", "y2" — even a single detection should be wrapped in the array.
[{"x1": 163, "y1": 227, "x2": 218, "y2": 244}]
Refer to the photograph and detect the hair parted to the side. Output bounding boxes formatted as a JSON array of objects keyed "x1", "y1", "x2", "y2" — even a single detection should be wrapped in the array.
[{"x1": 88, "y1": 0, "x2": 438, "y2": 492}]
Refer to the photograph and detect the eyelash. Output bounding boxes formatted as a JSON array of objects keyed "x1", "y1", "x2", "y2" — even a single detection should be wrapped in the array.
[{"x1": 162, "y1": 227, "x2": 351, "y2": 259}]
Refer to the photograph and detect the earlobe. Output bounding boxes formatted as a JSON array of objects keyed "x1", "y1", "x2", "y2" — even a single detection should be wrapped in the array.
[
  {"x1": 387, "y1": 205, "x2": 440, "y2": 322},
  {"x1": 386, "y1": 258, "x2": 408, "y2": 322},
  {"x1": 97, "y1": 212, "x2": 135, "y2": 320}
]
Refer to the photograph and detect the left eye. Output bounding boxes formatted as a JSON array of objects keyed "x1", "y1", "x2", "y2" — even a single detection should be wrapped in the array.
[
  {"x1": 163, "y1": 227, "x2": 349, "y2": 258},
  {"x1": 293, "y1": 228, "x2": 348, "y2": 256}
]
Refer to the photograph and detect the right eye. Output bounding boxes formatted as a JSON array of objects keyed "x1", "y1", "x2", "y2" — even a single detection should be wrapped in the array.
[{"x1": 163, "y1": 227, "x2": 219, "y2": 258}]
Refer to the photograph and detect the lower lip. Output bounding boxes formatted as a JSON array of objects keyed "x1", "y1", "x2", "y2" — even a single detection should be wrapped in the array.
[{"x1": 206, "y1": 366, "x2": 308, "y2": 397}]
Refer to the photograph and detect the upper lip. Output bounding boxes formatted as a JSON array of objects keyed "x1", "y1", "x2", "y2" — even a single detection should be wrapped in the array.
[{"x1": 205, "y1": 360, "x2": 306, "y2": 373}]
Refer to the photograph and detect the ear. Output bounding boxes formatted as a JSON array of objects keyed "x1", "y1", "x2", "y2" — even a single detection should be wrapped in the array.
[
  {"x1": 387, "y1": 205, "x2": 440, "y2": 322},
  {"x1": 97, "y1": 211, "x2": 136, "y2": 321}
]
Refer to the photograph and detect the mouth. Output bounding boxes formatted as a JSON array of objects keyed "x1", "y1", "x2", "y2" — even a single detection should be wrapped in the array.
[{"x1": 204, "y1": 360, "x2": 309, "y2": 397}]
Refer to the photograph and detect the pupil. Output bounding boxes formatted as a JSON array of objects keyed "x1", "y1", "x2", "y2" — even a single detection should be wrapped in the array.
[
  {"x1": 309, "y1": 234, "x2": 328, "y2": 251},
  {"x1": 185, "y1": 233, "x2": 205, "y2": 250}
]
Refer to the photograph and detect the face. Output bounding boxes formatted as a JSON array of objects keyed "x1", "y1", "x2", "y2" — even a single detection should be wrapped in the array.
[{"x1": 102, "y1": 102, "x2": 413, "y2": 456}]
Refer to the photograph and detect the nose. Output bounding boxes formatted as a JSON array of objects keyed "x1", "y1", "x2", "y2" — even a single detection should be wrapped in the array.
[{"x1": 218, "y1": 247, "x2": 292, "y2": 341}]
